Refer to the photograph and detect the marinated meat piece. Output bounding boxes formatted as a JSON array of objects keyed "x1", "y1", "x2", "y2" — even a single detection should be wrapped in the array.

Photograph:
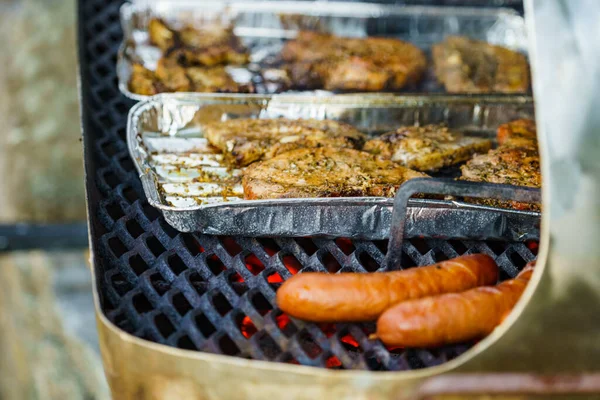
[
  {"x1": 261, "y1": 68, "x2": 293, "y2": 92},
  {"x1": 364, "y1": 125, "x2": 492, "y2": 172},
  {"x1": 148, "y1": 18, "x2": 177, "y2": 51},
  {"x1": 281, "y1": 31, "x2": 427, "y2": 91},
  {"x1": 132, "y1": 19, "x2": 251, "y2": 95},
  {"x1": 155, "y1": 57, "x2": 190, "y2": 92},
  {"x1": 203, "y1": 119, "x2": 366, "y2": 167},
  {"x1": 186, "y1": 66, "x2": 253, "y2": 93},
  {"x1": 285, "y1": 61, "x2": 330, "y2": 89},
  {"x1": 432, "y1": 36, "x2": 530, "y2": 93},
  {"x1": 496, "y1": 118, "x2": 538, "y2": 148},
  {"x1": 129, "y1": 64, "x2": 160, "y2": 96},
  {"x1": 281, "y1": 31, "x2": 348, "y2": 63},
  {"x1": 148, "y1": 18, "x2": 249, "y2": 67},
  {"x1": 326, "y1": 56, "x2": 394, "y2": 92},
  {"x1": 243, "y1": 147, "x2": 428, "y2": 200},
  {"x1": 460, "y1": 146, "x2": 541, "y2": 211},
  {"x1": 129, "y1": 58, "x2": 253, "y2": 95},
  {"x1": 179, "y1": 25, "x2": 249, "y2": 66},
  {"x1": 179, "y1": 25, "x2": 234, "y2": 48}
]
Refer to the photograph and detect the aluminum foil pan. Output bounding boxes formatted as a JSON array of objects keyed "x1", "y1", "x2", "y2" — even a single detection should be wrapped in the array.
[
  {"x1": 127, "y1": 93, "x2": 540, "y2": 240},
  {"x1": 118, "y1": 0, "x2": 528, "y2": 101}
]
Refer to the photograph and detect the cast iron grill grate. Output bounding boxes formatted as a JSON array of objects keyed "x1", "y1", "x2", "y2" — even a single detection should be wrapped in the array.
[{"x1": 79, "y1": 0, "x2": 533, "y2": 371}]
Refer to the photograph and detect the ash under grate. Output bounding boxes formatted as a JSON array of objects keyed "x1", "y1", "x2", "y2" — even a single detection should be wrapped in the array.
[{"x1": 79, "y1": 0, "x2": 534, "y2": 372}]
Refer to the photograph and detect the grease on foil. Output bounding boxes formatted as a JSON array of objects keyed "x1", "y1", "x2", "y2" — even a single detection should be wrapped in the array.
[{"x1": 128, "y1": 94, "x2": 540, "y2": 240}]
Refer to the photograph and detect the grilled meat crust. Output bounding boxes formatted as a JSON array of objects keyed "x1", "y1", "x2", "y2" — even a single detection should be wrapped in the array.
[
  {"x1": 432, "y1": 36, "x2": 530, "y2": 93},
  {"x1": 364, "y1": 125, "x2": 492, "y2": 172},
  {"x1": 155, "y1": 57, "x2": 191, "y2": 92},
  {"x1": 185, "y1": 66, "x2": 253, "y2": 93},
  {"x1": 130, "y1": 60, "x2": 254, "y2": 95},
  {"x1": 460, "y1": 145, "x2": 541, "y2": 211},
  {"x1": 129, "y1": 64, "x2": 160, "y2": 96},
  {"x1": 496, "y1": 118, "x2": 537, "y2": 148},
  {"x1": 243, "y1": 147, "x2": 428, "y2": 200},
  {"x1": 148, "y1": 18, "x2": 177, "y2": 51},
  {"x1": 130, "y1": 18, "x2": 251, "y2": 95},
  {"x1": 203, "y1": 119, "x2": 366, "y2": 167},
  {"x1": 149, "y1": 18, "x2": 249, "y2": 66},
  {"x1": 281, "y1": 31, "x2": 427, "y2": 91}
]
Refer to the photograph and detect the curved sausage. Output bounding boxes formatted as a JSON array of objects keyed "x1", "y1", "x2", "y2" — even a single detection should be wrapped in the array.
[
  {"x1": 377, "y1": 261, "x2": 535, "y2": 348},
  {"x1": 276, "y1": 254, "x2": 498, "y2": 322}
]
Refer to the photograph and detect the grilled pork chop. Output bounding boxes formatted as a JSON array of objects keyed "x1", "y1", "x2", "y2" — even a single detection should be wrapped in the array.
[
  {"x1": 203, "y1": 119, "x2": 366, "y2": 167},
  {"x1": 460, "y1": 144, "x2": 541, "y2": 211},
  {"x1": 364, "y1": 125, "x2": 492, "y2": 172},
  {"x1": 432, "y1": 36, "x2": 530, "y2": 93},
  {"x1": 281, "y1": 31, "x2": 427, "y2": 91},
  {"x1": 243, "y1": 147, "x2": 428, "y2": 200}
]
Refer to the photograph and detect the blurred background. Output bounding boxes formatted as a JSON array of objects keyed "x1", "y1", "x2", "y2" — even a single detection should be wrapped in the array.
[
  {"x1": 0, "y1": 0, "x2": 523, "y2": 399},
  {"x1": 0, "y1": 0, "x2": 108, "y2": 398}
]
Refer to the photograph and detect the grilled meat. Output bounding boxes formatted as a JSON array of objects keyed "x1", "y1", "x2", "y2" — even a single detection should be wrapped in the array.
[
  {"x1": 129, "y1": 64, "x2": 160, "y2": 96},
  {"x1": 129, "y1": 58, "x2": 253, "y2": 95},
  {"x1": 364, "y1": 125, "x2": 492, "y2": 172},
  {"x1": 148, "y1": 18, "x2": 177, "y2": 51},
  {"x1": 186, "y1": 66, "x2": 253, "y2": 93},
  {"x1": 242, "y1": 147, "x2": 428, "y2": 200},
  {"x1": 149, "y1": 18, "x2": 249, "y2": 67},
  {"x1": 203, "y1": 119, "x2": 366, "y2": 167},
  {"x1": 460, "y1": 145, "x2": 541, "y2": 211},
  {"x1": 281, "y1": 31, "x2": 427, "y2": 91},
  {"x1": 496, "y1": 118, "x2": 537, "y2": 148},
  {"x1": 155, "y1": 57, "x2": 191, "y2": 92},
  {"x1": 432, "y1": 36, "x2": 530, "y2": 93},
  {"x1": 130, "y1": 18, "x2": 251, "y2": 95}
]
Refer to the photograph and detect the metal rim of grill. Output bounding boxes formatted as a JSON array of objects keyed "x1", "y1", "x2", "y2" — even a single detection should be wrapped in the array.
[{"x1": 79, "y1": 0, "x2": 534, "y2": 372}]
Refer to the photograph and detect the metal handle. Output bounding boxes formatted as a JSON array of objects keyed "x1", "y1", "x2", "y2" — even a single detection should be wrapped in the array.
[{"x1": 383, "y1": 178, "x2": 541, "y2": 270}]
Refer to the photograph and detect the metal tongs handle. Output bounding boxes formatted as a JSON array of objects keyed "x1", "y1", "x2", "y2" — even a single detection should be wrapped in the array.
[{"x1": 383, "y1": 178, "x2": 542, "y2": 270}]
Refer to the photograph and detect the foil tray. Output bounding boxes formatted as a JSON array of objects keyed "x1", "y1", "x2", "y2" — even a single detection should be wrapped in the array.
[
  {"x1": 118, "y1": 0, "x2": 528, "y2": 101},
  {"x1": 127, "y1": 93, "x2": 540, "y2": 240}
]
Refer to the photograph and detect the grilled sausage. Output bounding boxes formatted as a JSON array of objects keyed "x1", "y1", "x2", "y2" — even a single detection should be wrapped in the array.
[
  {"x1": 377, "y1": 261, "x2": 535, "y2": 348},
  {"x1": 276, "y1": 254, "x2": 498, "y2": 322}
]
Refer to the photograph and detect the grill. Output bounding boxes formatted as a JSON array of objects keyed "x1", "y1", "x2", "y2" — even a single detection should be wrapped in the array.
[{"x1": 79, "y1": 0, "x2": 535, "y2": 374}]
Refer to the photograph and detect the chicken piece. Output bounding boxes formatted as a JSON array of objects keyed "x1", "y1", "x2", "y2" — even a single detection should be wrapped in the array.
[
  {"x1": 129, "y1": 64, "x2": 159, "y2": 95},
  {"x1": 155, "y1": 57, "x2": 190, "y2": 92},
  {"x1": 281, "y1": 31, "x2": 427, "y2": 91},
  {"x1": 203, "y1": 118, "x2": 366, "y2": 167},
  {"x1": 185, "y1": 66, "x2": 253, "y2": 93},
  {"x1": 148, "y1": 18, "x2": 177, "y2": 51},
  {"x1": 242, "y1": 147, "x2": 428, "y2": 199},
  {"x1": 496, "y1": 118, "x2": 538, "y2": 148},
  {"x1": 460, "y1": 145, "x2": 541, "y2": 211},
  {"x1": 148, "y1": 18, "x2": 249, "y2": 66},
  {"x1": 364, "y1": 125, "x2": 492, "y2": 172},
  {"x1": 432, "y1": 36, "x2": 530, "y2": 93},
  {"x1": 159, "y1": 24, "x2": 249, "y2": 67}
]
